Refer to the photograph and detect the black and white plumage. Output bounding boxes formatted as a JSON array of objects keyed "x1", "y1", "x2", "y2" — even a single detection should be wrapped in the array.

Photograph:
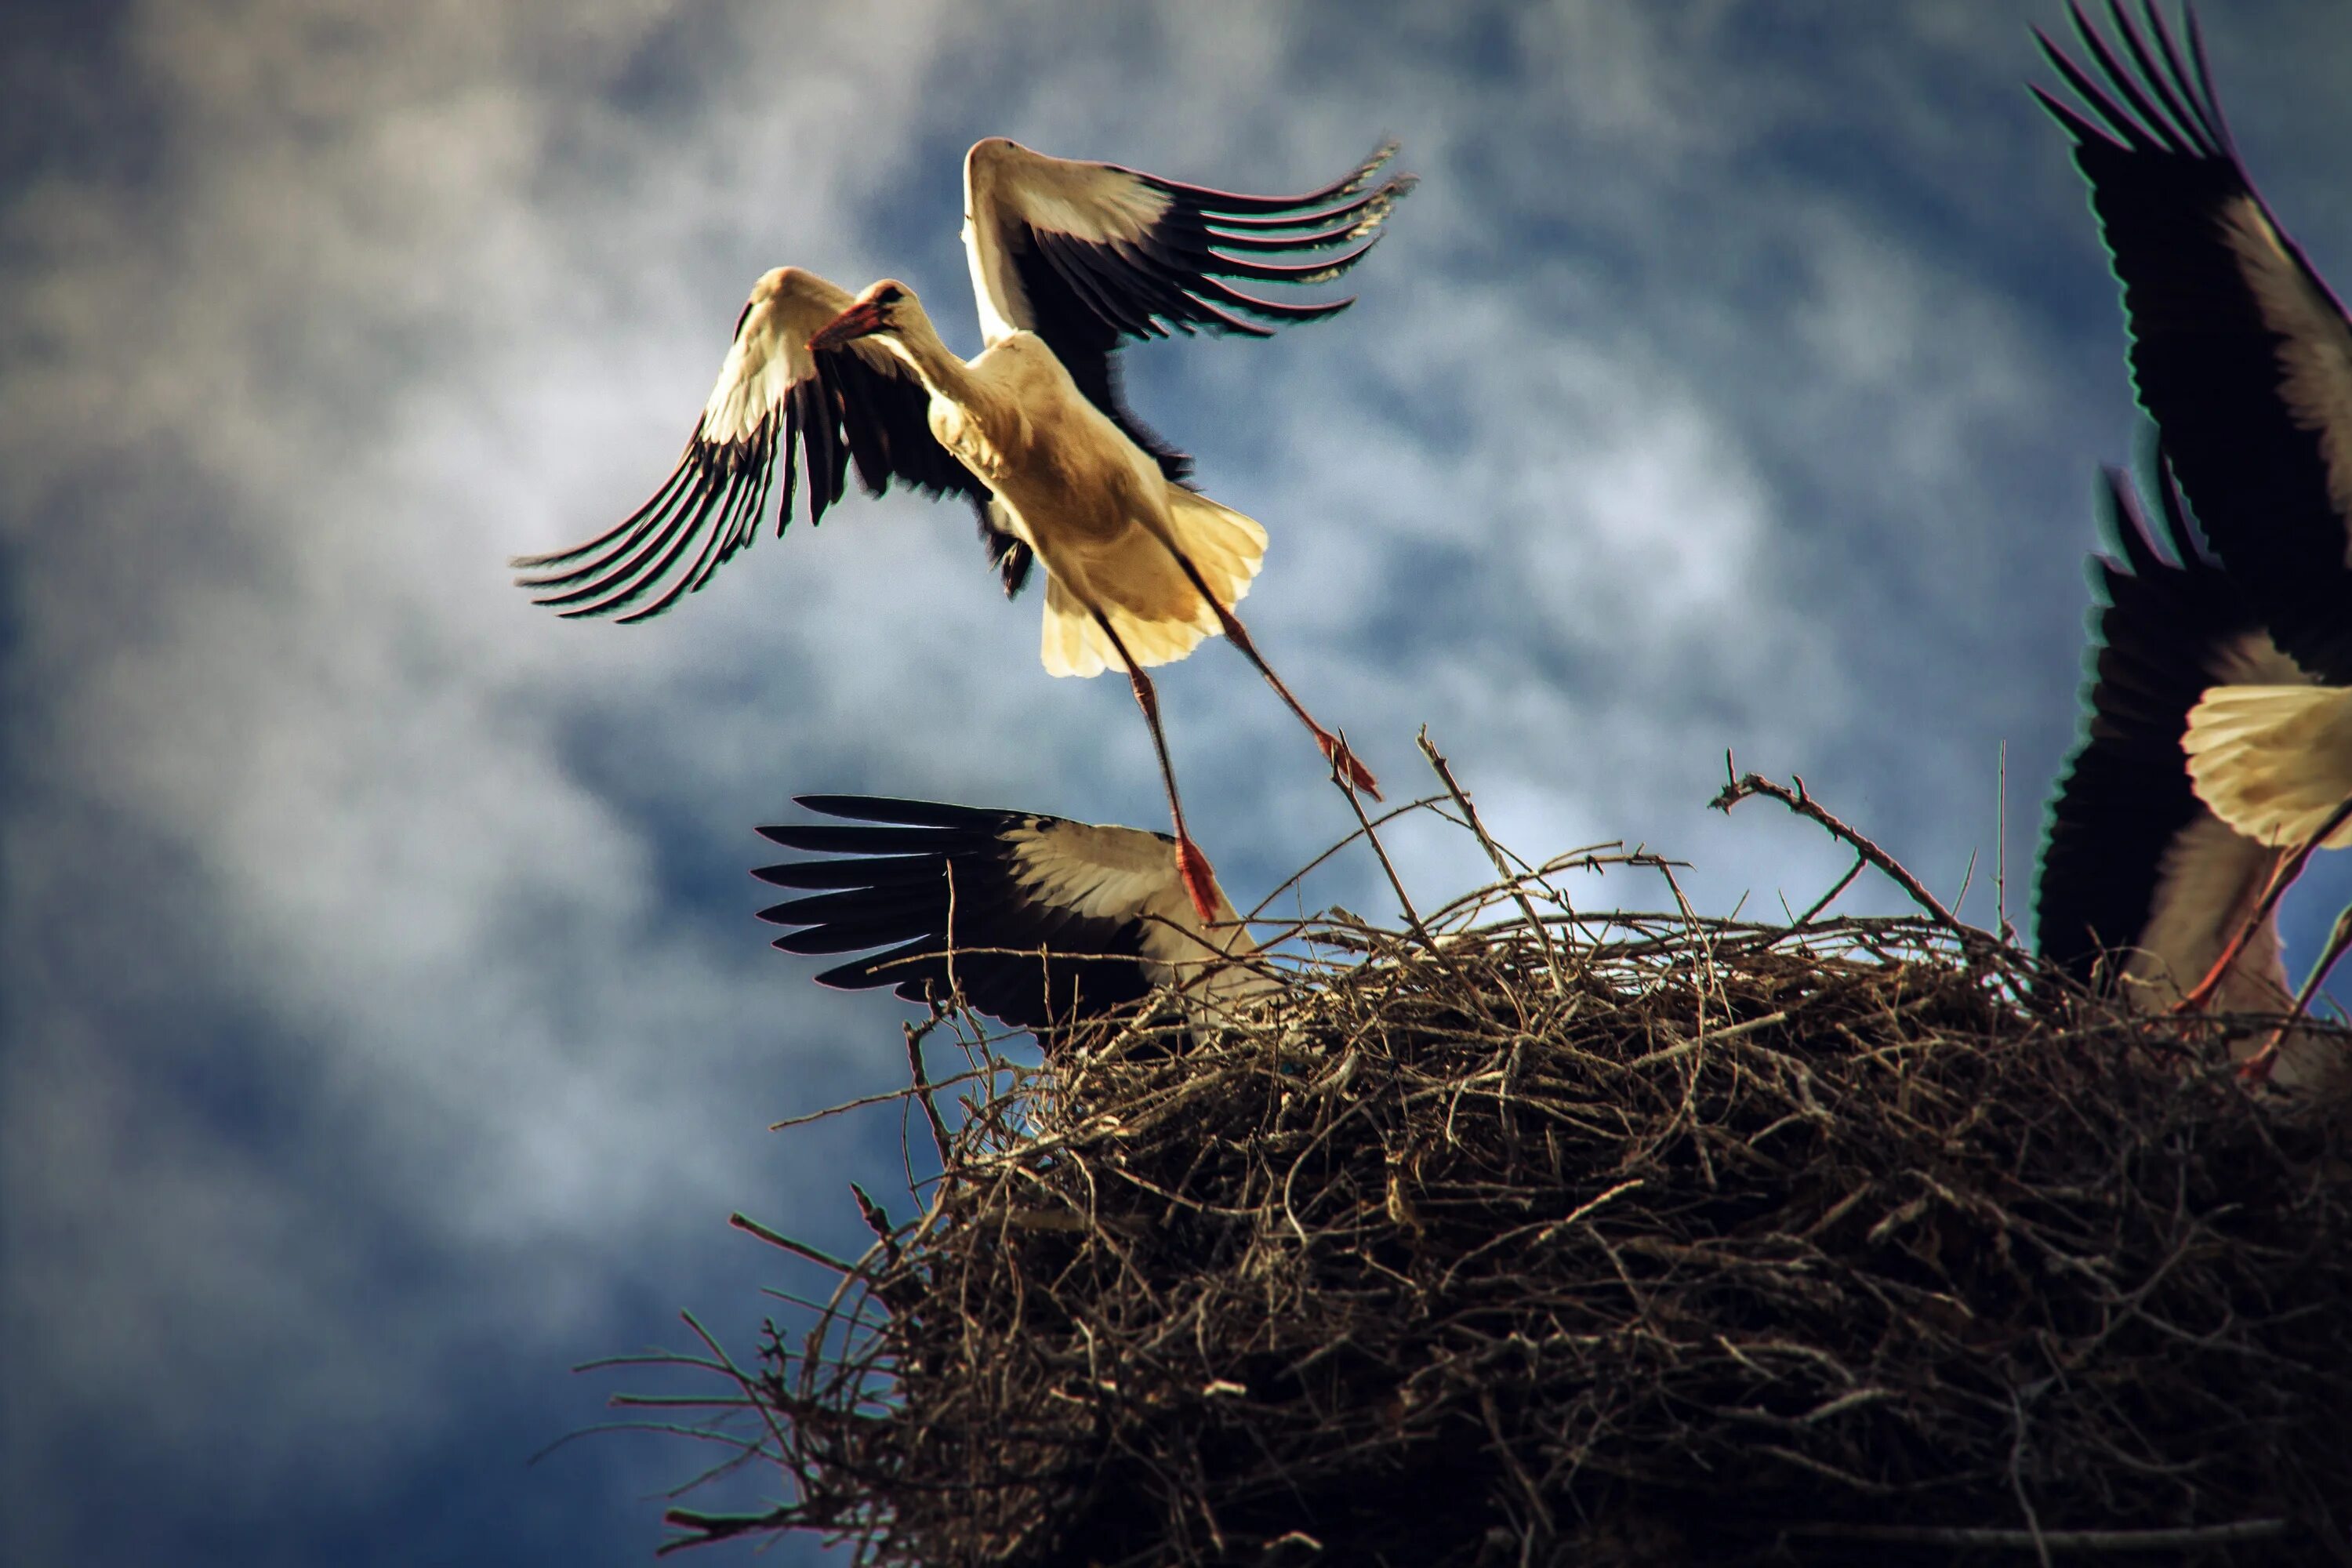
[
  {"x1": 2037, "y1": 463, "x2": 2297, "y2": 1012},
  {"x1": 958, "y1": 136, "x2": 1403, "y2": 474},
  {"x1": 2037, "y1": 463, "x2": 2347, "y2": 1099},
  {"x1": 517, "y1": 141, "x2": 1406, "y2": 922},
  {"x1": 753, "y1": 795, "x2": 1272, "y2": 1036},
  {"x1": 512, "y1": 140, "x2": 1410, "y2": 623},
  {"x1": 2036, "y1": 3, "x2": 2352, "y2": 851},
  {"x1": 515, "y1": 270, "x2": 1007, "y2": 621}
]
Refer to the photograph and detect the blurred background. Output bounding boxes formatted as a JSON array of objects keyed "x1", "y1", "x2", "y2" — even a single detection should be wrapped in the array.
[{"x1": 4, "y1": 1, "x2": 2348, "y2": 1562}]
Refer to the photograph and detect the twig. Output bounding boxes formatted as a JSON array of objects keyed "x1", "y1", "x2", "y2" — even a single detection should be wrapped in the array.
[
  {"x1": 1417, "y1": 728, "x2": 1565, "y2": 993},
  {"x1": 1478, "y1": 1385, "x2": 1556, "y2": 1538},
  {"x1": 849, "y1": 1183, "x2": 897, "y2": 1248},
  {"x1": 660, "y1": 1506, "x2": 795, "y2": 1555},
  {"x1": 1711, "y1": 757, "x2": 1965, "y2": 936},
  {"x1": 728, "y1": 1213, "x2": 855, "y2": 1275},
  {"x1": 1242, "y1": 793, "x2": 1451, "y2": 924},
  {"x1": 1330, "y1": 741, "x2": 1454, "y2": 971},
  {"x1": 905, "y1": 1013, "x2": 955, "y2": 1168},
  {"x1": 1784, "y1": 1518, "x2": 2291, "y2": 1552},
  {"x1": 767, "y1": 1064, "x2": 987, "y2": 1131},
  {"x1": 2008, "y1": 1385, "x2": 2054, "y2": 1568},
  {"x1": 1780, "y1": 852, "x2": 1867, "y2": 937},
  {"x1": 1998, "y1": 739, "x2": 2019, "y2": 946}
]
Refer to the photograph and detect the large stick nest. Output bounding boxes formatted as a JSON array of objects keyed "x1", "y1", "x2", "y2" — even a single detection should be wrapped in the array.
[{"x1": 651, "y1": 826, "x2": 2352, "y2": 1566}]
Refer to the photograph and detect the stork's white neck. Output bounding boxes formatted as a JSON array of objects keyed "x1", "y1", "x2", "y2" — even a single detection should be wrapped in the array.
[{"x1": 876, "y1": 301, "x2": 978, "y2": 410}]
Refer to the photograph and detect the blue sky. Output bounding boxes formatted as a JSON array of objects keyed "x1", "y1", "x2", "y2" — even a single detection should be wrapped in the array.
[{"x1": 5, "y1": 2, "x2": 2350, "y2": 1563}]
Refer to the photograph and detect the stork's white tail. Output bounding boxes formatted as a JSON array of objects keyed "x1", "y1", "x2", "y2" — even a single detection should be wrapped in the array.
[
  {"x1": 2183, "y1": 683, "x2": 2352, "y2": 848},
  {"x1": 1038, "y1": 491, "x2": 1269, "y2": 677}
]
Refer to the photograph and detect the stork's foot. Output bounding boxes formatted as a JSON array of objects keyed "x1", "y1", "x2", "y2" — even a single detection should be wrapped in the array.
[
  {"x1": 1318, "y1": 731, "x2": 1381, "y2": 800},
  {"x1": 2238, "y1": 1037, "x2": 2283, "y2": 1086},
  {"x1": 1174, "y1": 835, "x2": 1221, "y2": 925}
]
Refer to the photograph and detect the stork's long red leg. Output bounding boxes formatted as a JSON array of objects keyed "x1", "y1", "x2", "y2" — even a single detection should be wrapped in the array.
[
  {"x1": 2178, "y1": 793, "x2": 2352, "y2": 1013},
  {"x1": 1092, "y1": 609, "x2": 1221, "y2": 924},
  {"x1": 1160, "y1": 550, "x2": 1381, "y2": 799},
  {"x1": 2178, "y1": 843, "x2": 2296, "y2": 1014},
  {"x1": 2242, "y1": 904, "x2": 2352, "y2": 1085}
]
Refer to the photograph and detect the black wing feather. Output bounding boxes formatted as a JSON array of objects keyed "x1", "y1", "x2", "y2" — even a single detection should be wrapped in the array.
[
  {"x1": 514, "y1": 271, "x2": 1033, "y2": 622},
  {"x1": 2036, "y1": 2, "x2": 2352, "y2": 683},
  {"x1": 1011, "y1": 237, "x2": 1194, "y2": 481},
  {"x1": 979, "y1": 140, "x2": 1412, "y2": 487},
  {"x1": 754, "y1": 795, "x2": 1156, "y2": 1034},
  {"x1": 2036, "y1": 461, "x2": 2264, "y2": 986},
  {"x1": 822, "y1": 348, "x2": 1029, "y2": 597}
]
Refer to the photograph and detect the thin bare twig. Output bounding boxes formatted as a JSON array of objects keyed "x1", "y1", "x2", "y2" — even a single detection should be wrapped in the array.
[
  {"x1": 1998, "y1": 739, "x2": 2019, "y2": 946},
  {"x1": 905, "y1": 1013, "x2": 955, "y2": 1168},
  {"x1": 1711, "y1": 757, "x2": 1965, "y2": 935},
  {"x1": 767, "y1": 1063, "x2": 988, "y2": 1131},
  {"x1": 728, "y1": 1213, "x2": 855, "y2": 1275},
  {"x1": 2007, "y1": 1385, "x2": 2055, "y2": 1568},
  {"x1": 1241, "y1": 793, "x2": 1452, "y2": 924},
  {"x1": 1330, "y1": 738, "x2": 1454, "y2": 971},
  {"x1": 1785, "y1": 1518, "x2": 2292, "y2": 1552},
  {"x1": 1418, "y1": 727, "x2": 1565, "y2": 993},
  {"x1": 1780, "y1": 851, "x2": 1867, "y2": 936}
]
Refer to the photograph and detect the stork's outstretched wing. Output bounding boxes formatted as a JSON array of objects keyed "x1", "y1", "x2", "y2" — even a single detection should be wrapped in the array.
[
  {"x1": 2038, "y1": 461, "x2": 2293, "y2": 1006},
  {"x1": 2035, "y1": 2, "x2": 2352, "y2": 684},
  {"x1": 961, "y1": 137, "x2": 1413, "y2": 481},
  {"x1": 512, "y1": 267, "x2": 1026, "y2": 622},
  {"x1": 753, "y1": 794, "x2": 1262, "y2": 1034}
]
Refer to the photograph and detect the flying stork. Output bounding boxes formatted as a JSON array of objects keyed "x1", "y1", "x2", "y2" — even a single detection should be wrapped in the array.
[
  {"x1": 513, "y1": 140, "x2": 1412, "y2": 922},
  {"x1": 752, "y1": 795, "x2": 1275, "y2": 1039},
  {"x1": 2038, "y1": 465, "x2": 2347, "y2": 1098},
  {"x1": 2036, "y1": 2, "x2": 2352, "y2": 1015}
]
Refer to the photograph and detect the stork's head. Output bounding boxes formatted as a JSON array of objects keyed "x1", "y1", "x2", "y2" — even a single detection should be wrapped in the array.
[{"x1": 808, "y1": 280, "x2": 914, "y2": 350}]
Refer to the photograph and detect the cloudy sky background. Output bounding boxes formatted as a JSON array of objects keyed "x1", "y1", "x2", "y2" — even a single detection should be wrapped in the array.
[{"x1": 5, "y1": 2, "x2": 2350, "y2": 1563}]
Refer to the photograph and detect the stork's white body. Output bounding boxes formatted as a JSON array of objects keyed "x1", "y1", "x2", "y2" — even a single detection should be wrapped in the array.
[{"x1": 881, "y1": 315, "x2": 1265, "y2": 678}]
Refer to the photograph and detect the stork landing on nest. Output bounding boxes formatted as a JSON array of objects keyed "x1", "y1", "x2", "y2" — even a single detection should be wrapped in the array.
[
  {"x1": 753, "y1": 795, "x2": 1276, "y2": 1041},
  {"x1": 2038, "y1": 463, "x2": 2347, "y2": 1101},
  {"x1": 514, "y1": 140, "x2": 1412, "y2": 920},
  {"x1": 2038, "y1": 2, "x2": 2352, "y2": 1052}
]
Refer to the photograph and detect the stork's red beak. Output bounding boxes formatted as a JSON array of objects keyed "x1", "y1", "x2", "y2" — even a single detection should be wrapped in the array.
[{"x1": 808, "y1": 299, "x2": 889, "y2": 351}]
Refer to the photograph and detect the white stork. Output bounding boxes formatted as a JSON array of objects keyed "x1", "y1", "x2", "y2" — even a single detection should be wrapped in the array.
[
  {"x1": 2037, "y1": 2, "x2": 2352, "y2": 1018},
  {"x1": 513, "y1": 140, "x2": 1411, "y2": 922},
  {"x1": 2038, "y1": 465, "x2": 2347, "y2": 1100},
  {"x1": 752, "y1": 794, "x2": 1275, "y2": 1038}
]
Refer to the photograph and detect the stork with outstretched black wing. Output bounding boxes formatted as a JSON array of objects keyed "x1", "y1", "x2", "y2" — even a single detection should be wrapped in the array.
[
  {"x1": 2039, "y1": 463, "x2": 2291, "y2": 1010},
  {"x1": 2038, "y1": 462, "x2": 2347, "y2": 1100},
  {"x1": 514, "y1": 141, "x2": 1412, "y2": 920},
  {"x1": 753, "y1": 795, "x2": 1275, "y2": 1040},
  {"x1": 2037, "y1": 4, "x2": 2352, "y2": 863}
]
